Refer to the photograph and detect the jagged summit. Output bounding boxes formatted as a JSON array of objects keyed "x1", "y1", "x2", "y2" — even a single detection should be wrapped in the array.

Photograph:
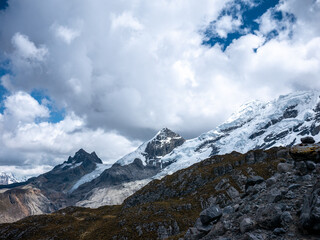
[
  {"x1": 66, "y1": 149, "x2": 102, "y2": 165},
  {"x1": 116, "y1": 128, "x2": 185, "y2": 166}
]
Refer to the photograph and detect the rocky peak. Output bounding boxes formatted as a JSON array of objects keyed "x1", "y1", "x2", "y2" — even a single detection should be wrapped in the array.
[
  {"x1": 145, "y1": 128, "x2": 185, "y2": 162},
  {"x1": 67, "y1": 149, "x2": 102, "y2": 165}
]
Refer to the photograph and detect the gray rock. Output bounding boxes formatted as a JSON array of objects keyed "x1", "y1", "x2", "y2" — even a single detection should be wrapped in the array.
[
  {"x1": 208, "y1": 221, "x2": 225, "y2": 236},
  {"x1": 299, "y1": 181, "x2": 320, "y2": 233},
  {"x1": 266, "y1": 177, "x2": 277, "y2": 187},
  {"x1": 226, "y1": 186, "x2": 239, "y2": 199},
  {"x1": 256, "y1": 204, "x2": 282, "y2": 230},
  {"x1": 184, "y1": 227, "x2": 205, "y2": 240},
  {"x1": 223, "y1": 206, "x2": 234, "y2": 214},
  {"x1": 273, "y1": 227, "x2": 286, "y2": 235},
  {"x1": 267, "y1": 188, "x2": 282, "y2": 203},
  {"x1": 194, "y1": 218, "x2": 212, "y2": 233},
  {"x1": 306, "y1": 161, "x2": 316, "y2": 170},
  {"x1": 240, "y1": 218, "x2": 255, "y2": 233},
  {"x1": 200, "y1": 205, "x2": 222, "y2": 225},
  {"x1": 277, "y1": 162, "x2": 293, "y2": 173},
  {"x1": 288, "y1": 184, "x2": 300, "y2": 190},
  {"x1": 245, "y1": 176, "x2": 264, "y2": 190},
  {"x1": 245, "y1": 233, "x2": 265, "y2": 240},
  {"x1": 295, "y1": 161, "x2": 308, "y2": 175},
  {"x1": 281, "y1": 211, "x2": 293, "y2": 224},
  {"x1": 301, "y1": 136, "x2": 315, "y2": 144}
]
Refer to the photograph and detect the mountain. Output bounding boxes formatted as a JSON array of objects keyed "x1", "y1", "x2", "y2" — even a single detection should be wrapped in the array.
[
  {"x1": 69, "y1": 127, "x2": 186, "y2": 207},
  {"x1": 0, "y1": 90, "x2": 319, "y2": 223},
  {"x1": 0, "y1": 172, "x2": 20, "y2": 185},
  {"x1": 155, "y1": 90, "x2": 320, "y2": 178},
  {"x1": 1, "y1": 141, "x2": 320, "y2": 239},
  {"x1": 0, "y1": 128, "x2": 186, "y2": 222},
  {"x1": 0, "y1": 149, "x2": 107, "y2": 223}
]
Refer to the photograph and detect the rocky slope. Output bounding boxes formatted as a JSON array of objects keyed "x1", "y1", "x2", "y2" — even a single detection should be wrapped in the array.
[{"x1": 1, "y1": 138, "x2": 320, "y2": 239}]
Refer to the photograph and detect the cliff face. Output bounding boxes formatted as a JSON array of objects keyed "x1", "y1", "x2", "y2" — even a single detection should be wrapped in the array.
[{"x1": 1, "y1": 140, "x2": 320, "y2": 240}]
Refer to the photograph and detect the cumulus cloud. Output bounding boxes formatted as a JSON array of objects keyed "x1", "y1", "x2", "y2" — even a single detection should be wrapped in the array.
[
  {"x1": 53, "y1": 25, "x2": 80, "y2": 44},
  {"x1": 0, "y1": 91, "x2": 141, "y2": 176},
  {"x1": 0, "y1": 0, "x2": 319, "y2": 176},
  {"x1": 11, "y1": 32, "x2": 48, "y2": 61}
]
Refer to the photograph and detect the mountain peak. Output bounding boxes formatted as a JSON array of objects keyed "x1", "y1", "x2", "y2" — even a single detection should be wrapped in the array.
[
  {"x1": 67, "y1": 149, "x2": 102, "y2": 165},
  {"x1": 153, "y1": 127, "x2": 182, "y2": 140}
]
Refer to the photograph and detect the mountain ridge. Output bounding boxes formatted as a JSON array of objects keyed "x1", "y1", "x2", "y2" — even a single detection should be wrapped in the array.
[{"x1": 0, "y1": 90, "x2": 320, "y2": 223}]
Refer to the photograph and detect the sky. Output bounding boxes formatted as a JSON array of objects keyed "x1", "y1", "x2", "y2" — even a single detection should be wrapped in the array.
[{"x1": 0, "y1": 0, "x2": 320, "y2": 177}]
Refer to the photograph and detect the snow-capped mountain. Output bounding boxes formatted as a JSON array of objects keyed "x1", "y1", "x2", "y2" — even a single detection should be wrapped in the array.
[
  {"x1": 1, "y1": 90, "x2": 320, "y2": 223},
  {"x1": 69, "y1": 128, "x2": 185, "y2": 208},
  {"x1": 0, "y1": 172, "x2": 21, "y2": 185},
  {"x1": 116, "y1": 127, "x2": 185, "y2": 166},
  {"x1": 155, "y1": 90, "x2": 320, "y2": 177}
]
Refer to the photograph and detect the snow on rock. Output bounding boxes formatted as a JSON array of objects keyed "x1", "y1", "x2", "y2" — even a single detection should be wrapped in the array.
[
  {"x1": 116, "y1": 127, "x2": 185, "y2": 166},
  {"x1": 75, "y1": 179, "x2": 151, "y2": 208},
  {"x1": 69, "y1": 163, "x2": 112, "y2": 192},
  {"x1": 0, "y1": 172, "x2": 21, "y2": 185},
  {"x1": 155, "y1": 90, "x2": 320, "y2": 179}
]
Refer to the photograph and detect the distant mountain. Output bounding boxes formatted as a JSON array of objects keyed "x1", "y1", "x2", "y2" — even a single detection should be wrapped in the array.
[
  {"x1": 70, "y1": 127, "x2": 185, "y2": 207},
  {"x1": 0, "y1": 172, "x2": 21, "y2": 185}
]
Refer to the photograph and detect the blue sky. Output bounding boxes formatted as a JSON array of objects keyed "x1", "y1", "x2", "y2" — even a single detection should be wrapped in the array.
[{"x1": 0, "y1": 0, "x2": 320, "y2": 177}]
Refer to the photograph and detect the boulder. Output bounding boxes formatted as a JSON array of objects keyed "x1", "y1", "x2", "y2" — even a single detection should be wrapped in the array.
[
  {"x1": 277, "y1": 162, "x2": 293, "y2": 173},
  {"x1": 256, "y1": 204, "x2": 282, "y2": 230},
  {"x1": 299, "y1": 181, "x2": 320, "y2": 233},
  {"x1": 200, "y1": 205, "x2": 222, "y2": 225},
  {"x1": 301, "y1": 136, "x2": 315, "y2": 144},
  {"x1": 295, "y1": 161, "x2": 308, "y2": 175},
  {"x1": 289, "y1": 143, "x2": 320, "y2": 163},
  {"x1": 240, "y1": 218, "x2": 255, "y2": 233},
  {"x1": 245, "y1": 176, "x2": 264, "y2": 190},
  {"x1": 194, "y1": 218, "x2": 212, "y2": 233}
]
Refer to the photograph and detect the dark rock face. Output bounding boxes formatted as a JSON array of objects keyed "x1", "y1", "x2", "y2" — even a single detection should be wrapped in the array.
[
  {"x1": 301, "y1": 136, "x2": 316, "y2": 144},
  {"x1": 299, "y1": 181, "x2": 320, "y2": 233},
  {"x1": 283, "y1": 105, "x2": 298, "y2": 119},
  {"x1": 32, "y1": 149, "x2": 102, "y2": 193},
  {"x1": 144, "y1": 128, "x2": 185, "y2": 163}
]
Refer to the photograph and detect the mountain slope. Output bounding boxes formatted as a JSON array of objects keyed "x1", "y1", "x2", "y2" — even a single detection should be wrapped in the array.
[
  {"x1": 1, "y1": 142, "x2": 320, "y2": 239},
  {"x1": 155, "y1": 90, "x2": 320, "y2": 178},
  {"x1": 0, "y1": 149, "x2": 105, "y2": 223}
]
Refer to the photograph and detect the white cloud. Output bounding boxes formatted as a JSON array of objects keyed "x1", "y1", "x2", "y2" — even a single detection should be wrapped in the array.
[
  {"x1": 3, "y1": 91, "x2": 49, "y2": 122},
  {"x1": 111, "y1": 12, "x2": 144, "y2": 31},
  {"x1": 0, "y1": 92, "x2": 141, "y2": 176},
  {"x1": 215, "y1": 15, "x2": 242, "y2": 38},
  {"x1": 54, "y1": 25, "x2": 80, "y2": 44},
  {"x1": 0, "y1": 0, "x2": 320, "y2": 176},
  {"x1": 12, "y1": 33, "x2": 47, "y2": 61}
]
